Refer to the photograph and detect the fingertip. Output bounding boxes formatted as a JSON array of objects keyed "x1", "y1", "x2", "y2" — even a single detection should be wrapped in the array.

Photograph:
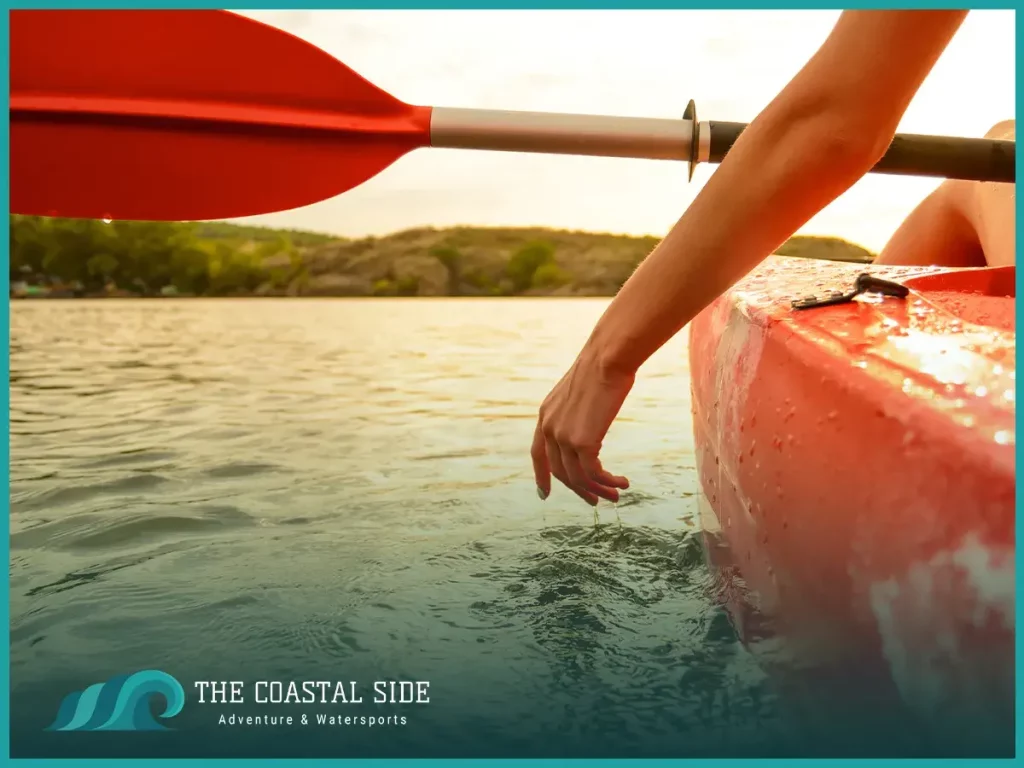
[
  {"x1": 536, "y1": 484, "x2": 549, "y2": 501},
  {"x1": 596, "y1": 469, "x2": 628, "y2": 490}
]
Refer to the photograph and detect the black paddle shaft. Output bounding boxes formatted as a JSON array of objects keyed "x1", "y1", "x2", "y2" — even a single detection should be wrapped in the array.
[{"x1": 707, "y1": 120, "x2": 1015, "y2": 183}]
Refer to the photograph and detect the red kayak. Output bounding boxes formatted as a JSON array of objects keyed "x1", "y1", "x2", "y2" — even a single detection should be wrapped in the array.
[{"x1": 689, "y1": 256, "x2": 1014, "y2": 751}]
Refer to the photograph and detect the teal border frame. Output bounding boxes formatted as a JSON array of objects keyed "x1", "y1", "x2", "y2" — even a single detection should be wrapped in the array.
[{"x1": 1, "y1": 2, "x2": 1019, "y2": 765}]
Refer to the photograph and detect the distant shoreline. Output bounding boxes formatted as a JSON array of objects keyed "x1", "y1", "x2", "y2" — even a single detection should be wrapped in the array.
[
  {"x1": 11, "y1": 217, "x2": 874, "y2": 301},
  {"x1": 9, "y1": 292, "x2": 638, "y2": 300}
]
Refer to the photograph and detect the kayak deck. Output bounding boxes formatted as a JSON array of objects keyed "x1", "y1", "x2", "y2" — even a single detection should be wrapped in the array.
[{"x1": 688, "y1": 256, "x2": 1014, "y2": 752}]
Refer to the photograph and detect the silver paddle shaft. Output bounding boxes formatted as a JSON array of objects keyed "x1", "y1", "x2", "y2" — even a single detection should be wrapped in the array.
[
  {"x1": 429, "y1": 105, "x2": 1015, "y2": 183},
  {"x1": 430, "y1": 106, "x2": 706, "y2": 163}
]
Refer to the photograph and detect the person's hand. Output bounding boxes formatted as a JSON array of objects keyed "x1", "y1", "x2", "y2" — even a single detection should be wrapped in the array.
[{"x1": 531, "y1": 344, "x2": 633, "y2": 506}]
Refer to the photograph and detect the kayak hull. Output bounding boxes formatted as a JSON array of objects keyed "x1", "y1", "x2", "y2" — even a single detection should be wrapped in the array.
[{"x1": 688, "y1": 257, "x2": 1014, "y2": 754}]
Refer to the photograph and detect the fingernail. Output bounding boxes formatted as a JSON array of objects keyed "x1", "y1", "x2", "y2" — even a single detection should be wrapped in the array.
[{"x1": 536, "y1": 486, "x2": 548, "y2": 500}]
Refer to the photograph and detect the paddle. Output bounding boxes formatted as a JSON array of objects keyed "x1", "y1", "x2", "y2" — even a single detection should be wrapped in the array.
[{"x1": 11, "y1": 9, "x2": 1016, "y2": 223}]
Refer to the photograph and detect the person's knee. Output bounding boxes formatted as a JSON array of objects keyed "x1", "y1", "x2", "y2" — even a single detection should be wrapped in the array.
[
  {"x1": 930, "y1": 177, "x2": 974, "y2": 217},
  {"x1": 879, "y1": 119, "x2": 1015, "y2": 268},
  {"x1": 968, "y1": 120, "x2": 1016, "y2": 266},
  {"x1": 984, "y1": 120, "x2": 1015, "y2": 140}
]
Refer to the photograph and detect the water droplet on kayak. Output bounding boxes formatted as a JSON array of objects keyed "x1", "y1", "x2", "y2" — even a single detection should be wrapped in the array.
[
  {"x1": 994, "y1": 430, "x2": 1013, "y2": 446},
  {"x1": 749, "y1": 442, "x2": 756, "y2": 457},
  {"x1": 101, "y1": 215, "x2": 113, "y2": 224},
  {"x1": 902, "y1": 378, "x2": 914, "y2": 393},
  {"x1": 1004, "y1": 389, "x2": 1015, "y2": 402},
  {"x1": 975, "y1": 385, "x2": 989, "y2": 397},
  {"x1": 827, "y1": 410, "x2": 838, "y2": 420},
  {"x1": 772, "y1": 437, "x2": 783, "y2": 451}
]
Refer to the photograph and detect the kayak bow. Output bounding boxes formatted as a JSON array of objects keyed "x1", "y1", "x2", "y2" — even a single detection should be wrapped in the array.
[{"x1": 689, "y1": 256, "x2": 1014, "y2": 750}]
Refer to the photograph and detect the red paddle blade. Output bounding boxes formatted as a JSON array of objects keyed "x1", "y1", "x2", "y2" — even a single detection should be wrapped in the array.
[{"x1": 10, "y1": 10, "x2": 431, "y2": 221}]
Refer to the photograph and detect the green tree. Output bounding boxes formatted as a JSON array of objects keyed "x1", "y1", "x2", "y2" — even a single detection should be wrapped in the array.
[
  {"x1": 256, "y1": 235, "x2": 304, "y2": 290},
  {"x1": 430, "y1": 245, "x2": 462, "y2": 296},
  {"x1": 9, "y1": 215, "x2": 296, "y2": 296},
  {"x1": 531, "y1": 262, "x2": 570, "y2": 289},
  {"x1": 462, "y1": 268, "x2": 494, "y2": 294},
  {"x1": 395, "y1": 275, "x2": 420, "y2": 296},
  {"x1": 106, "y1": 220, "x2": 194, "y2": 292},
  {"x1": 86, "y1": 253, "x2": 119, "y2": 286},
  {"x1": 169, "y1": 245, "x2": 213, "y2": 295},
  {"x1": 372, "y1": 278, "x2": 396, "y2": 296},
  {"x1": 10, "y1": 215, "x2": 54, "y2": 279},
  {"x1": 205, "y1": 243, "x2": 266, "y2": 296},
  {"x1": 505, "y1": 240, "x2": 555, "y2": 293}
]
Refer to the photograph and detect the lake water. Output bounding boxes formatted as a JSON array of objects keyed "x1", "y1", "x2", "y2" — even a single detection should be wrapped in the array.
[{"x1": 6, "y1": 298, "x2": 902, "y2": 758}]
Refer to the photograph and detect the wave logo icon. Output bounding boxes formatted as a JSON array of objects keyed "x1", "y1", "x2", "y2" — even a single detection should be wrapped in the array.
[{"x1": 47, "y1": 670, "x2": 186, "y2": 732}]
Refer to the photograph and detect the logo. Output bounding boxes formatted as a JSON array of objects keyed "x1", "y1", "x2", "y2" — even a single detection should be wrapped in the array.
[{"x1": 47, "y1": 670, "x2": 186, "y2": 732}]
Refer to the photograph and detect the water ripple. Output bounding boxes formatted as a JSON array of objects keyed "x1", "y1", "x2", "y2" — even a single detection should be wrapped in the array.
[{"x1": 8, "y1": 298, "x2": 769, "y2": 756}]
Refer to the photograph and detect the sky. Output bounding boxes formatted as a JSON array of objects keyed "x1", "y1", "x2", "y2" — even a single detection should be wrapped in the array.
[{"x1": 230, "y1": 10, "x2": 1015, "y2": 253}]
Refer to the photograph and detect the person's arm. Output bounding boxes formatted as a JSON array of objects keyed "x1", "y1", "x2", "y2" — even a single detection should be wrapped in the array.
[
  {"x1": 590, "y1": 10, "x2": 968, "y2": 374},
  {"x1": 532, "y1": 10, "x2": 968, "y2": 506}
]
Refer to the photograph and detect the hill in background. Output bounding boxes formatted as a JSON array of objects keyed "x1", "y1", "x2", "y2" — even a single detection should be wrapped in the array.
[
  {"x1": 9, "y1": 216, "x2": 874, "y2": 298},
  {"x1": 276, "y1": 225, "x2": 873, "y2": 297}
]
